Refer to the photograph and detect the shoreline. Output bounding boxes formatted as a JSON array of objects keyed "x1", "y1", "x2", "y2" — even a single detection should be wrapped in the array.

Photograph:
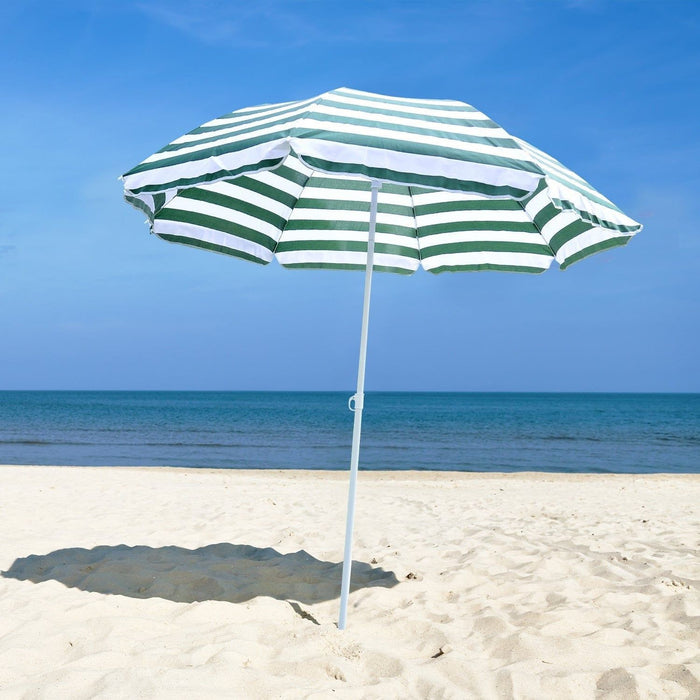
[
  {"x1": 1, "y1": 465, "x2": 698, "y2": 698},
  {"x1": 1, "y1": 463, "x2": 699, "y2": 477}
]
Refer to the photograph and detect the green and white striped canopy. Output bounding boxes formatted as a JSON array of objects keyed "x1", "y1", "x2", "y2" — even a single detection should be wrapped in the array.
[{"x1": 123, "y1": 88, "x2": 641, "y2": 273}]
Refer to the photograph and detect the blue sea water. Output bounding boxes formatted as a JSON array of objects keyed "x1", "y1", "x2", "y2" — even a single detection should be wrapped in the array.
[{"x1": 0, "y1": 392, "x2": 697, "y2": 473}]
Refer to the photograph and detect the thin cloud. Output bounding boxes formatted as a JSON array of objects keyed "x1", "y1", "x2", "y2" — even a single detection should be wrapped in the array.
[{"x1": 133, "y1": 0, "x2": 530, "y2": 49}]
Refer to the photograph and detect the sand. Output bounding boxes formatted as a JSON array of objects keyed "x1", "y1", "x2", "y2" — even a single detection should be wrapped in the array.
[{"x1": 0, "y1": 466, "x2": 698, "y2": 699}]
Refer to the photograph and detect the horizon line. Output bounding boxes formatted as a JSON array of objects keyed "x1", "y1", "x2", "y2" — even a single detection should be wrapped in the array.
[{"x1": 1, "y1": 389, "x2": 698, "y2": 396}]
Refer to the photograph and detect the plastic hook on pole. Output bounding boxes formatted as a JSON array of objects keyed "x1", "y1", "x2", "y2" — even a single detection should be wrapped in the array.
[
  {"x1": 338, "y1": 180, "x2": 381, "y2": 631},
  {"x1": 347, "y1": 393, "x2": 364, "y2": 412}
]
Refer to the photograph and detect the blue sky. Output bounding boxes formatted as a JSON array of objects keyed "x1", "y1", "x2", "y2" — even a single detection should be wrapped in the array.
[{"x1": 1, "y1": 0, "x2": 698, "y2": 391}]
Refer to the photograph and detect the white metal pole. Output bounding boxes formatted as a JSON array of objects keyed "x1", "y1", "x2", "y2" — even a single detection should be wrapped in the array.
[{"x1": 338, "y1": 179, "x2": 381, "y2": 630}]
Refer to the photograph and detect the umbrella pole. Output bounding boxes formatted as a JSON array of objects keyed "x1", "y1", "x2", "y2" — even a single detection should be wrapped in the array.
[{"x1": 338, "y1": 179, "x2": 381, "y2": 630}]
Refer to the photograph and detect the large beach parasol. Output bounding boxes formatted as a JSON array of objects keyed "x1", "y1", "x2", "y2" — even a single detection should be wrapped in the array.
[{"x1": 122, "y1": 88, "x2": 641, "y2": 629}]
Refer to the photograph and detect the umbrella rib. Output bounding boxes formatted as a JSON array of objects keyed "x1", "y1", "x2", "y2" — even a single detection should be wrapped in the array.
[
  {"x1": 271, "y1": 152, "x2": 314, "y2": 259},
  {"x1": 517, "y1": 180, "x2": 557, "y2": 263},
  {"x1": 407, "y1": 185, "x2": 424, "y2": 268}
]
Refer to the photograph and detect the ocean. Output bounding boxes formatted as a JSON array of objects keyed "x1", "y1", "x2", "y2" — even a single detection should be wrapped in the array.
[{"x1": 0, "y1": 391, "x2": 697, "y2": 473}]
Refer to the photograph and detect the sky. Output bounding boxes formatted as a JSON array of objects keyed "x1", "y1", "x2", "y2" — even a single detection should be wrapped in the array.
[{"x1": 1, "y1": 0, "x2": 698, "y2": 392}]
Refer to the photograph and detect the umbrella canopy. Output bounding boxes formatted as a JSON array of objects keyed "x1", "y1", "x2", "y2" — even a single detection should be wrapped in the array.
[
  {"x1": 122, "y1": 88, "x2": 641, "y2": 629},
  {"x1": 123, "y1": 88, "x2": 640, "y2": 273}
]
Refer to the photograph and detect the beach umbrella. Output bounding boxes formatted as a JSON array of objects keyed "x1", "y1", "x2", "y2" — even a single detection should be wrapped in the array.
[{"x1": 122, "y1": 88, "x2": 641, "y2": 629}]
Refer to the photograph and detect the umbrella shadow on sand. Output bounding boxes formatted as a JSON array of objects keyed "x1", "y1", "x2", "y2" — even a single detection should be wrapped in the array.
[{"x1": 2, "y1": 543, "x2": 398, "y2": 621}]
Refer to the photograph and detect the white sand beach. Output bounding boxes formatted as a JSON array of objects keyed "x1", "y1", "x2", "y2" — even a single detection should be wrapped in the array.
[{"x1": 0, "y1": 466, "x2": 698, "y2": 699}]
